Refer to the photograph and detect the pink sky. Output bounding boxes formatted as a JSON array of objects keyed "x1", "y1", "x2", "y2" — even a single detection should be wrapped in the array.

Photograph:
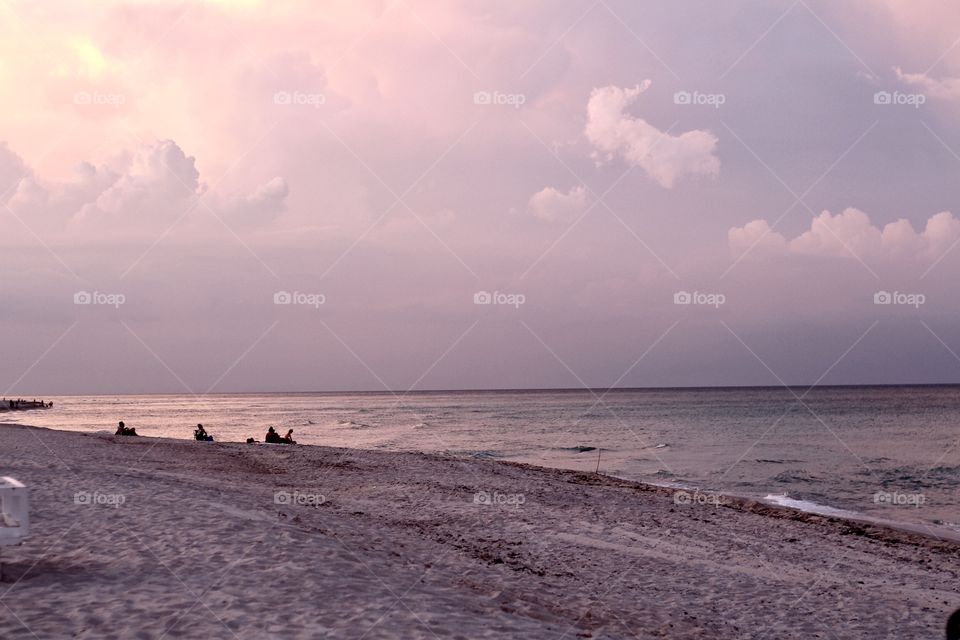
[{"x1": 4, "y1": 0, "x2": 960, "y2": 393}]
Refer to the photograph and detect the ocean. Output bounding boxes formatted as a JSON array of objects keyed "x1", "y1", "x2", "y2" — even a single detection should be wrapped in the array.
[{"x1": 7, "y1": 386, "x2": 959, "y2": 535}]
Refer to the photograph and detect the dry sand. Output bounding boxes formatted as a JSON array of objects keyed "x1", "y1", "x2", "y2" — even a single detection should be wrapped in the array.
[{"x1": 0, "y1": 423, "x2": 957, "y2": 639}]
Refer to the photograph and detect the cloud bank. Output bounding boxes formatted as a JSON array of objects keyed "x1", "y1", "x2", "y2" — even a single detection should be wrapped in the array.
[{"x1": 729, "y1": 208, "x2": 960, "y2": 260}]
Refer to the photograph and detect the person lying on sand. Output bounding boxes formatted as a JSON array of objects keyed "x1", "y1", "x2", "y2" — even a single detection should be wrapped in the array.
[
  {"x1": 283, "y1": 429, "x2": 296, "y2": 444},
  {"x1": 115, "y1": 421, "x2": 138, "y2": 436},
  {"x1": 194, "y1": 424, "x2": 214, "y2": 442}
]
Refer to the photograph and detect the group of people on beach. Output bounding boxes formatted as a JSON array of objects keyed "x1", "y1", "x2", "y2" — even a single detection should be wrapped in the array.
[
  {"x1": 3, "y1": 398, "x2": 52, "y2": 410},
  {"x1": 113, "y1": 420, "x2": 296, "y2": 445},
  {"x1": 263, "y1": 426, "x2": 296, "y2": 444}
]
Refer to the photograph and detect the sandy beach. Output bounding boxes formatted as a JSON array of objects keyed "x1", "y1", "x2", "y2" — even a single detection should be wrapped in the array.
[{"x1": 0, "y1": 422, "x2": 957, "y2": 639}]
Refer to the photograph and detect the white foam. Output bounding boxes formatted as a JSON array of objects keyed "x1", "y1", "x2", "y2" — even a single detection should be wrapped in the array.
[{"x1": 763, "y1": 493, "x2": 860, "y2": 519}]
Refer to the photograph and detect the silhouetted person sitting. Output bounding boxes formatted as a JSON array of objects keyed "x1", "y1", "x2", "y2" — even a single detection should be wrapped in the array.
[
  {"x1": 264, "y1": 426, "x2": 283, "y2": 443},
  {"x1": 194, "y1": 424, "x2": 213, "y2": 442},
  {"x1": 282, "y1": 429, "x2": 296, "y2": 444},
  {"x1": 115, "y1": 421, "x2": 138, "y2": 436},
  {"x1": 947, "y1": 607, "x2": 960, "y2": 640}
]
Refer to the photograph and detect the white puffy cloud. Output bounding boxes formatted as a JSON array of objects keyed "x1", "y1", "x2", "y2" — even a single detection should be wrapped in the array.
[
  {"x1": 913, "y1": 210, "x2": 960, "y2": 255},
  {"x1": 729, "y1": 208, "x2": 960, "y2": 260},
  {"x1": 728, "y1": 219, "x2": 788, "y2": 255},
  {"x1": 76, "y1": 140, "x2": 203, "y2": 224},
  {"x1": 790, "y1": 208, "x2": 882, "y2": 257},
  {"x1": 0, "y1": 138, "x2": 289, "y2": 234},
  {"x1": 585, "y1": 81, "x2": 720, "y2": 188},
  {"x1": 527, "y1": 185, "x2": 588, "y2": 222},
  {"x1": 894, "y1": 67, "x2": 960, "y2": 100}
]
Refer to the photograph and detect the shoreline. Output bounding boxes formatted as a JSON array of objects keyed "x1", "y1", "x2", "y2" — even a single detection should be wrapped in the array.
[
  {"x1": 15, "y1": 422, "x2": 959, "y2": 547},
  {"x1": 1, "y1": 422, "x2": 958, "y2": 638},
  {"x1": 635, "y1": 476, "x2": 960, "y2": 547}
]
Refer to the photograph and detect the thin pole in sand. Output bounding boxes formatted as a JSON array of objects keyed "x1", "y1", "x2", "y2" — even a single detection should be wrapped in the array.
[{"x1": 595, "y1": 447, "x2": 601, "y2": 474}]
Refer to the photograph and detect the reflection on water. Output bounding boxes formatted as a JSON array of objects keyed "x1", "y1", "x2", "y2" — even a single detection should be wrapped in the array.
[{"x1": 8, "y1": 386, "x2": 960, "y2": 531}]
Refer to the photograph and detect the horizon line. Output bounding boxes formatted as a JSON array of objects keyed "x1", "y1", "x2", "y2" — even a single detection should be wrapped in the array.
[{"x1": 13, "y1": 381, "x2": 960, "y2": 397}]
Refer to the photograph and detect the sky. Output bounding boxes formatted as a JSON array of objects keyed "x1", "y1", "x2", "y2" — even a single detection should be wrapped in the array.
[{"x1": 3, "y1": 0, "x2": 960, "y2": 394}]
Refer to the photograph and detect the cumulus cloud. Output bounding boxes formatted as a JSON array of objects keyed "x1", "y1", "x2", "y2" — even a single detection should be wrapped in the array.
[
  {"x1": 222, "y1": 176, "x2": 289, "y2": 225},
  {"x1": 527, "y1": 185, "x2": 588, "y2": 222},
  {"x1": 790, "y1": 208, "x2": 882, "y2": 257},
  {"x1": 729, "y1": 208, "x2": 960, "y2": 260},
  {"x1": 76, "y1": 139, "x2": 203, "y2": 224},
  {"x1": 585, "y1": 81, "x2": 720, "y2": 188},
  {"x1": 0, "y1": 138, "x2": 289, "y2": 234},
  {"x1": 894, "y1": 67, "x2": 960, "y2": 100},
  {"x1": 728, "y1": 219, "x2": 788, "y2": 255}
]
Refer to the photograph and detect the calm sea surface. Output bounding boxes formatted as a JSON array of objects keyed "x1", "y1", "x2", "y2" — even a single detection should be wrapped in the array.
[{"x1": 7, "y1": 386, "x2": 959, "y2": 533}]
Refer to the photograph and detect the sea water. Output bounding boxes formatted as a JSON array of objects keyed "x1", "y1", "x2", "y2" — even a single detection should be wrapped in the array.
[{"x1": 8, "y1": 386, "x2": 959, "y2": 533}]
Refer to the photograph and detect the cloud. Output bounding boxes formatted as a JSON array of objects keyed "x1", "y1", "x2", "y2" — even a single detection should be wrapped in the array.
[
  {"x1": 584, "y1": 81, "x2": 720, "y2": 188},
  {"x1": 729, "y1": 208, "x2": 960, "y2": 260},
  {"x1": 75, "y1": 139, "x2": 203, "y2": 225},
  {"x1": 0, "y1": 138, "x2": 289, "y2": 235},
  {"x1": 894, "y1": 67, "x2": 960, "y2": 100},
  {"x1": 0, "y1": 143, "x2": 31, "y2": 201},
  {"x1": 222, "y1": 176, "x2": 289, "y2": 225},
  {"x1": 527, "y1": 185, "x2": 588, "y2": 222},
  {"x1": 790, "y1": 208, "x2": 882, "y2": 257},
  {"x1": 728, "y1": 219, "x2": 788, "y2": 255}
]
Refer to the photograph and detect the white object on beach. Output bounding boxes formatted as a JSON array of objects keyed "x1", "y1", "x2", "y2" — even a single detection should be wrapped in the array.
[{"x1": 0, "y1": 477, "x2": 29, "y2": 546}]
